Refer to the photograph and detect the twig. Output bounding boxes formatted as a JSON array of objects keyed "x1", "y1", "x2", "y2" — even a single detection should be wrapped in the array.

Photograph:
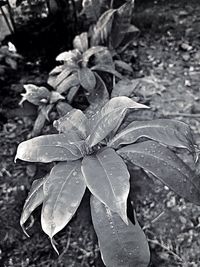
[
  {"x1": 148, "y1": 238, "x2": 183, "y2": 262},
  {"x1": 110, "y1": 0, "x2": 114, "y2": 9},
  {"x1": 58, "y1": 227, "x2": 72, "y2": 261},
  {"x1": 143, "y1": 211, "x2": 165, "y2": 231},
  {"x1": 0, "y1": 6, "x2": 14, "y2": 34}
]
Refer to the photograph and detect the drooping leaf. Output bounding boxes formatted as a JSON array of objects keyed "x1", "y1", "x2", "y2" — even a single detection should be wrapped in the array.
[
  {"x1": 91, "y1": 196, "x2": 150, "y2": 267},
  {"x1": 91, "y1": 64, "x2": 123, "y2": 79},
  {"x1": 20, "y1": 176, "x2": 47, "y2": 236},
  {"x1": 42, "y1": 161, "x2": 86, "y2": 240},
  {"x1": 87, "y1": 96, "x2": 148, "y2": 147},
  {"x1": 94, "y1": 48, "x2": 114, "y2": 67},
  {"x1": 90, "y1": 9, "x2": 116, "y2": 46},
  {"x1": 118, "y1": 141, "x2": 200, "y2": 205},
  {"x1": 81, "y1": 147, "x2": 130, "y2": 223},
  {"x1": 85, "y1": 72, "x2": 109, "y2": 116},
  {"x1": 78, "y1": 67, "x2": 96, "y2": 91},
  {"x1": 32, "y1": 110, "x2": 47, "y2": 137},
  {"x1": 15, "y1": 133, "x2": 85, "y2": 163},
  {"x1": 73, "y1": 32, "x2": 88, "y2": 52},
  {"x1": 82, "y1": 46, "x2": 108, "y2": 65},
  {"x1": 57, "y1": 73, "x2": 80, "y2": 94},
  {"x1": 111, "y1": 0, "x2": 134, "y2": 49},
  {"x1": 53, "y1": 109, "x2": 89, "y2": 139},
  {"x1": 117, "y1": 25, "x2": 140, "y2": 53},
  {"x1": 20, "y1": 85, "x2": 51, "y2": 106},
  {"x1": 108, "y1": 119, "x2": 195, "y2": 153}
]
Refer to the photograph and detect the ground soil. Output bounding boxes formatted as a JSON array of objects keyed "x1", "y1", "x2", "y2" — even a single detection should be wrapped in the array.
[{"x1": 1, "y1": 0, "x2": 200, "y2": 266}]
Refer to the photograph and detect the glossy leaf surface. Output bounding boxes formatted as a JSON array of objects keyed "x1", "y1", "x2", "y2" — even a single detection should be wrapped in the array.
[
  {"x1": 118, "y1": 141, "x2": 200, "y2": 205},
  {"x1": 87, "y1": 96, "x2": 148, "y2": 147},
  {"x1": 57, "y1": 73, "x2": 80, "y2": 94},
  {"x1": 15, "y1": 133, "x2": 85, "y2": 163},
  {"x1": 73, "y1": 32, "x2": 88, "y2": 52},
  {"x1": 53, "y1": 109, "x2": 89, "y2": 138},
  {"x1": 91, "y1": 196, "x2": 150, "y2": 267},
  {"x1": 108, "y1": 119, "x2": 195, "y2": 152},
  {"x1": 42, "y1": 161, "x2": 86, "y2": 239},
  {"x1": 82, "y1": 147, "x2": 130, "y2": 223},
  {"x1": 20, "y1": 176, "x2": 47, "y2": 236}
]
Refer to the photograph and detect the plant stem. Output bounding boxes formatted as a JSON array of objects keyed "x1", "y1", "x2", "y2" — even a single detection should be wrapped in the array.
[
  {"x1": 110, "y1": 0, "x2": 114, "y2": 9},
  {"x1": 0, "y1": 6, "x2": 14, "y2": 34},
  {"x1": 5, "y1": 0, "x2": 16, "y2": 33}
]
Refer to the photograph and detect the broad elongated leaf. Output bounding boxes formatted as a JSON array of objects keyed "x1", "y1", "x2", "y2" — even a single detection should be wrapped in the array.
[
  {"x1": 20, "y1": 176, "x2": 47, "y2": 236},
  {"x1": 85, "y1": 72, "x2": 109, "y2": 117},
  {"x1": 90, "y1": 9, "x2": 116, "y2": 46},
  {"x1": 115, "y1": 60, "x2": 133, "y2": 73},
  {"x1": 111, "y1": 0, "x2": 134, "y2": 49},
  {"x1": 53, "y1": 109, "x2": 89, "y2": 138},
  {"x1": 54, "y1": 69, "x2": 73, "y2": 88},
  {"x1": 118, "y1": 141, "x2": 200, "y2": 205},
  {"x1": 67, "y1": 85, "x2": 80, "y2": 103},
  {"x1": 73, "y1": 32, "x2": 88, "y2": 52},
  {"x1": 78, "y1": 67, "x2": 96, "y2": 91},
  {"x1": 91, "y1": 64, "x2": 123, "y2": 79},
  {"x1": 81, "y1": 147, "x2": 130, "y2": 223},
  {"x1": 82, "y1": 46, "x2": 108, "y2": 64},
  {"x1": 91, "y1": 196, "x2": 150, "y2": 267},
  {"x1": 42, "y1": 161, "x2": 86, "y2": 240},
  {"x1": 57, "y1": 73, "x2": 80, "y2": 94},
  {"x1": 111, "y1": 79, "x2": 139, "y2": 98},
  {"x1": 87, "y1": 96, "x2": 148, "y2": 147},
  {"x1": 108, "y1": 119, "x2": 195, "y2": 152},
  {"x1": 56, "y1": 102, "x2": 73, "y2": 117},
  {"x1": 15, "y1": 133, "x2": 85, "y2": 163}
]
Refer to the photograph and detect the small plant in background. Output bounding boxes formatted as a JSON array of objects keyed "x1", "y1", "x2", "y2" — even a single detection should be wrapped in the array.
[
  {"x1": 15, "y1": 96, "x2": 200, "y2": 267},
  {"x1": 19, "y1": 84, "x2": 71, "y2": 136},
  {"x1": 48, "y1": 31, "x2": 122, "y2": 105},
  {"x1": 0, "y1": 42, "x2": 22, "y2": 82}
]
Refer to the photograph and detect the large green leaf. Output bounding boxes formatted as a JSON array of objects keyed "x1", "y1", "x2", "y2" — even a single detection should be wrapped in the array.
[
  {"x1": 54, "y1": 69, "x2": 73, "y2": 88},
  {"x1": 91, "y1": 196, "x2": 150, "y2": 267},
  {"x1": 41, "y1": 161, "x2": 86, "y2": 245},
  {"x1": 15, "y1": 133, "x2": 85, "y2": 163},
  {"x1": 111, "y1": 0, "x2": 134, "y2": 49},
  {"x1": 57, "y1": 73, "x2": 80, "y2": 94},
  {"x1": 78, "y1": 67, "x2": 96, "y2": 91},
  {"x1": 86, "y1": 96, "x2": 148, "y2": 147},
  {"x1": 118, "y1": 141, "x2": 200, "y2": 205},
  {"x1": 108, "y1": 119, "x2": 195, "y2": 153},
  {"x1": 53, "y1": 109, "x2": 89, "y2": 139},
  {"x1": 56, "y1": 49, "x2": 80, "y2": 62},
  {"x1": 90, "y1": 9, "x2": 116, "y2": 46},
  {"x1": 81, "y1": 147, "x2": 130, "y2": 223},
  {"x1": 20, "y1": 176, "x2": 47, "y2": 236},
  {"x1": 73, "y1": 32, "x2": 88, "y2": 53}
]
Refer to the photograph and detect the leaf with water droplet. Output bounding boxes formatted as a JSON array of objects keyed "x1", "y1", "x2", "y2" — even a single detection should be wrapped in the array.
[
  {"x1": 91, "y1": 196, "x2": 150, "y2": 267},
  {"x1": 82, "y1": 147, "x2": 130, "y2": 223},
  {"x1": 41, "y1": 161, "x2": 86, "y2": 246},
  {"x1": 118, "y1": 141, "x2": 200, "y2": 205},
  {"x1": 53, "y1": 109, "x2": 89, "y2": 139},
  {"x1": 15, "y1": 133, "x2": 85, "y2": 163},
  {"x1": 108, "y1": 119, "x2": 195, "y2": 153},
  {"x1": 86, "y1": 96, "x2": 148, "y2": 147},
  {"x1": 20, "y1": 175, "x2": 48, "y2": 236}
]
